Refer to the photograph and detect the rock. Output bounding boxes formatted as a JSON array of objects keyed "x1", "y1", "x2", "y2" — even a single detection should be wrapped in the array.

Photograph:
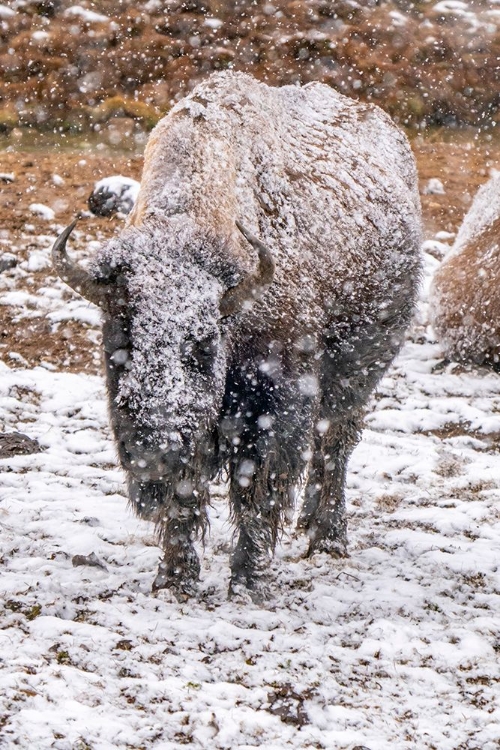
[
  {"x1": 88, "y1": 175, "x2": 140, "y2": 217},
  {"x1": 0, "y1": 433, "x2": 41, "y2": 458},
  {"x1": 0, "y1": 254, "x2": 17, "y2": 272},
  {"x1": 72, "y1": 552, "x2": 108, "y2": 570},
  {"x1": 423, "y1": 178, "x2": 445, "y2": 195}
]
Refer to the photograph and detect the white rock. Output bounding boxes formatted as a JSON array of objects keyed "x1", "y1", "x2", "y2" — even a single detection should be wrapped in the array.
[
  {"x1": 88, "y1": 176, "x2": 140, "y2": 217},
  {"x1": 423, "y1": 178, "x2": 445, "y2": 195}
]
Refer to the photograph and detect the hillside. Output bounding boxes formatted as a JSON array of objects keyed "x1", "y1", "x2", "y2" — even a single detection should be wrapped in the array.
[{"x1": 1, "y1": 0, "x2": 500, "y2": 133}]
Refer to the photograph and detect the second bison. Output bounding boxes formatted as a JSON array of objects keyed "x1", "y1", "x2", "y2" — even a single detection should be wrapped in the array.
[
  {"x1": 53, "y1": 72, "x2": 422, "y2": 598},
  {"x1": 430, "y1": 172, "x2": 500, "y2": 368}
]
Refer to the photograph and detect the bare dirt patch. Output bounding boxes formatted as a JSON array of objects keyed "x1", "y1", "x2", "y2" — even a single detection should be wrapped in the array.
[
  {"x1": 0, "y1": 147, "x2": 143, "y2": 373},
  {"x1": 0, "y1": 147, "x2": 142, "y2": 231}
]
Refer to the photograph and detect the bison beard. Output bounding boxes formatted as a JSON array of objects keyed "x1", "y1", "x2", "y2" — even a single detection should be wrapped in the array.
[{"x1": 52, "y1": 72, "x2": 422, "y2": 601}]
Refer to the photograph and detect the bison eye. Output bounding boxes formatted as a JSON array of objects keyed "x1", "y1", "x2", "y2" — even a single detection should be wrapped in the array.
[{"x1": 180, "y1": 334, "x2": 217, "y2": 376}]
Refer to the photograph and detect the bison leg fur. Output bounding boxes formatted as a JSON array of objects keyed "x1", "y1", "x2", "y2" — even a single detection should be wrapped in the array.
[
  {"x1": 299, "y1": 309, "x2": 413, "y2": 557},
  {"x1": 128, "y1": 478, "x2": 206, "y2": 598},
  {"x1": 223, "y1": 370, "x2": 308, "y2": 599},
  {"x1": 226, "y1": 422, "x2": 284, "y2": 599},
  {"x1": 298, "y1": 417, "x2": 360, "y2": 557}
]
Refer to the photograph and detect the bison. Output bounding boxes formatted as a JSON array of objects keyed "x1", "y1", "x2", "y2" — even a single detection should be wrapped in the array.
[
  {"x1": 52, "y1": 72, "x2": 421, "y2": 599},
  {"x1": 429, "y1": 172, "x2": 500, "y2": 368}
]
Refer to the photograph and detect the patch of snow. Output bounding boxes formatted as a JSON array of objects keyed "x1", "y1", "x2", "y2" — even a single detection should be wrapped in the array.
[
  {"x1": 435, "y1": 230, "x2": 455, "y2": 241},
  {"x1": 204, "y1": 17, "x2": 224, "y2": 29},
  {"x1": 0, "y1": 4, "x2": 15, "y2": 18},
  {"x1": 433, "y1": 0, "x2": 469, "y2": 11},
  {"x1": 31, "y1": 30, "x2": 49, "y2": 41},
  {"x1": 389, "y1": 10, "x2": 408, "y2": 26},
  {"x1": 26, "y1": 250, "x2": 51, "y2": 272},
  {"x1": 28, "y1": 203, "x2": 55, "y2": 221},
  {"x1": 64, "y1": 5, "x2": 109, "y2": 23},
  {"x1": 48, "y1": 301, "x2": 102, "y2": 327}
]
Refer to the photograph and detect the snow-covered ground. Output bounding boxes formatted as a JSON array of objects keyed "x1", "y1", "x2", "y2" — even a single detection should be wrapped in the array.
[{"x1": 1, "y1": 238, "x2": 500, "y2": 749}]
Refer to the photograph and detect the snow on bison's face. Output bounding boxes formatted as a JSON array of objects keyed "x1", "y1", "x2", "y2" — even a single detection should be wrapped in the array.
[
  {"x1": 101, "y1": 257, "x2": 227, "y2": 484},
  {"x1": 51, "y1": 219, "x2": 274, "y2": 489}
]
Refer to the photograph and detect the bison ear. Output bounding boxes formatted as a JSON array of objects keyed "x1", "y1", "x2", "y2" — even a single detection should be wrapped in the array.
[
  {"x1": 52, "y1": 219, "x2": 107, "y2": 307},
  {"x1": 219, "y1": 222, "x2": 275, "y2": 317}
]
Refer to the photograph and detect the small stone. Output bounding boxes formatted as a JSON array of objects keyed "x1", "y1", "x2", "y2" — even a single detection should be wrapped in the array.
[
  {"x1": 0, "y1": 433, "x2": 40, "y2": 458},
  {"x1": 0, "y1": 254, "x2": 17, "y2": 272},
  {"x1": 72, "y1": 552, "x2": 108, "y2": 570}
]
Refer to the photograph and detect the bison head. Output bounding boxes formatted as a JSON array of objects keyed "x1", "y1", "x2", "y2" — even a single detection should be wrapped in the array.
[{"x1": 52, "y1": 218, "x2": 274, "y2": 495}]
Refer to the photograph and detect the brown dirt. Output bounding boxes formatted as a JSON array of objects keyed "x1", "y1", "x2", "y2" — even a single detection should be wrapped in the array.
[
  {"x1": 0, "y1": 148, "x2": 143, "y2": 374},
  {"x1": 412, "y1": 133, "x2": 500, "y2": 237},
  {"x1": 0, "y1": 130, "x2": 499, "y2": 374}
]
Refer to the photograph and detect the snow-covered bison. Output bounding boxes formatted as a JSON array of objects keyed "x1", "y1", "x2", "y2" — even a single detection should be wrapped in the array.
[
  {"x1": 429, "y1": 172, "x2": 500, "y2": 367},
  {"x1": 53, "y1": 72, "x2": 421, "y2": 599}
]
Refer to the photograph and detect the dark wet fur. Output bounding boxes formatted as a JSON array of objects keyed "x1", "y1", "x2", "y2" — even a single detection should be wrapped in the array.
[{"x1": 220, "y1": 364, "x2": 310, "y2": 593}]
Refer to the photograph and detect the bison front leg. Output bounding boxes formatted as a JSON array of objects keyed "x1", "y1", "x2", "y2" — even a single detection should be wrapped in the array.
[
  {"x1": 223, "y1": 369, "x2": 309, "y2": 600},
  {"x1": 128, "y1": 478, "x2": 205, "y2": 598},
  {"x1": 298, "y1": 417, "x2": 361, "y2": 558},
  {"x1": 228, "y1": 453, "x2": 281, "y2": 600}
]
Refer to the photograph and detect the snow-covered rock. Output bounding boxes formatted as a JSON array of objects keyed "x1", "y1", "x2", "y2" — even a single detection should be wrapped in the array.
[
  {"x1": 88, "y1": 176, "x2": 140, "y2": 217},
  {"x1": 423, "y1": 177, "x2": 445, "y2": 195}
]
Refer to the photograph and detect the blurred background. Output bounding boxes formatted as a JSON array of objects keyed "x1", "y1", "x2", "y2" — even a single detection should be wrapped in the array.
[{"x1": 1, "y1": 0, "x2": 499, "y2": 138}]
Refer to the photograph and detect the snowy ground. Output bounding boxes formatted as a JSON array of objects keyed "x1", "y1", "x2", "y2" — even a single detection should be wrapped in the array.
[{"x1": 1, "y1": 236, "x2": 500, "y2": 749}]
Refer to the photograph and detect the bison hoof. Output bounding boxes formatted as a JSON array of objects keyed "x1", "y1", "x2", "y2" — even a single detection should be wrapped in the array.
[
  {"x1": 306, "y1": 534, "x2": 348, "y2": 559},
  {"x1": 152, "y1": 562, "x2": 199, "y2": 601},
  {"x1": 228, "y1": 574, "x2": 271, "y2": 604}
]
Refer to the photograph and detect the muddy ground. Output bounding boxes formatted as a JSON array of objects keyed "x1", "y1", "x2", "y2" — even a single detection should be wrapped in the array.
[{"x1": 0, "y1": 130, "x2": 499, "y2": 376}]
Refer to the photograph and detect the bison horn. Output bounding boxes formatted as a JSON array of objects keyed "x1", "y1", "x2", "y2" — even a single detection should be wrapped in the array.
[
  {"x1": 220, "y1": 221, "x2": 275, "y2": 317},
  {"x1": 52, "y1": 219, "x2": 106, "y2": 307}
]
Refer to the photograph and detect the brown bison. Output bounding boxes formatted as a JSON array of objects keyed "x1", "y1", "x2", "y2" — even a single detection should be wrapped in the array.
[
  {"x1": 52, "y1": 72, "x2": 421, "y2": 599},
  {"x1": 429, "y1": 172, "x2": 500, "y2": 367}
]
